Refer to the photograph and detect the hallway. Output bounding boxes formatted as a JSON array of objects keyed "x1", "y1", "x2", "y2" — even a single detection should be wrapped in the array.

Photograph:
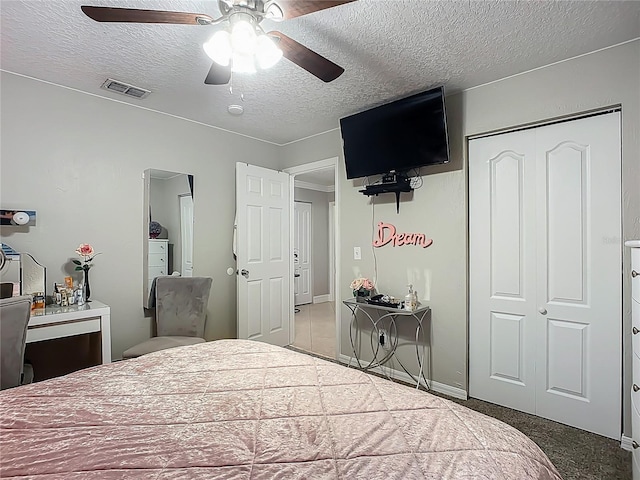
[{"x1": 292, "y1": 301, "x2": 336, "y2": 359}]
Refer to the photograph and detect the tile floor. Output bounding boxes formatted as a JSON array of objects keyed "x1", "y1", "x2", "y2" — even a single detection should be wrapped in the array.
[{"x1": 292, "y1": 301, "x2": 336, "y2": 359}]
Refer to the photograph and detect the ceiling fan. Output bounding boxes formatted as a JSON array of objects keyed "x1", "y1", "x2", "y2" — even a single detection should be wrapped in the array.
[{"x1": 81, "y1": 0, "x2": 357, "y2": 85}]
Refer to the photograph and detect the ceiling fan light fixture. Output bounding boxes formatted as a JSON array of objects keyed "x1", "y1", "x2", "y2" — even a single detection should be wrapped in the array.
[
  {"x1": 231, "y1": 19, "x2": 258, "y2": 55},
  {"x1": 232, "y1": 51, "x2": 257, "y2": 74},
  {"x1": 264, "y1": 1, "x2": 284, "y2": 21},
  {"x1": 204, "y1": 30, "x2": 232, "y2": 66},
  {"x1": 255, "y1": 34, "x2": 282, "y2": 69}
]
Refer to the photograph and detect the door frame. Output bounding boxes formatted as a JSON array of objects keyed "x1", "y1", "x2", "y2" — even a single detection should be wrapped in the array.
[
  {"x1": 178, "y1": 193, "x2": 193, "y2": 277},
  {"x1": 329, "y1": 201, "x2": 335, "y2": 302},
  {"x1": 284, "y1": 157, "x2": 340, "y2": 358}
]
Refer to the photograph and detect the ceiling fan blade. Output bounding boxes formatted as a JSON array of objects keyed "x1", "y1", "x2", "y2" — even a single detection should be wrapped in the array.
[
  {"x1": 274, "y1": 0, "x2": 358, "y2": 20},
  {"x1": 81, "y1": 6, "x2": 214, "y2": 25},
  {"x1": 204, "y1": 62, "x2": 231, "y2": 85},
  {"x1": 270, "y1": 31, "x2": 344, "y2": 83}
]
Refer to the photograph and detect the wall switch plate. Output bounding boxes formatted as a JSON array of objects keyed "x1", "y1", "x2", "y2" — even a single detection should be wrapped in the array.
[{"x1": 353, "y1": 246, "x2": 361, "y2": 260}]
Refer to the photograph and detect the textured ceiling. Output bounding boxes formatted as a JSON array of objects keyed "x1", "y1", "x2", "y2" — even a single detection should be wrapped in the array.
[{"x1": 2, "y1": 0, "x2": 639, "y2": 145}]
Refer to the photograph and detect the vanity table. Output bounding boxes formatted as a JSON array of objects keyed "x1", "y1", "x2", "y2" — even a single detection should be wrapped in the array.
[
  {"x1": 343, "y1": 298, "x2": 431, "y2": 390},
  {"x1": 28, "y1": 300, "x2": 111, "y2": 364}
]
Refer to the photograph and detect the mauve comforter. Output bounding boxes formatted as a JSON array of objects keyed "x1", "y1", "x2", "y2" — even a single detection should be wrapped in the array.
[{"x1": 0, "y1": 339, "x2": 561, "y2": 479}]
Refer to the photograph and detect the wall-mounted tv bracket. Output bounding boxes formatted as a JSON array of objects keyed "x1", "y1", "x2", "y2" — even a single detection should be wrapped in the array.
[{"x1": 359, "y1": 173, "x2": 413, "y2": 213}]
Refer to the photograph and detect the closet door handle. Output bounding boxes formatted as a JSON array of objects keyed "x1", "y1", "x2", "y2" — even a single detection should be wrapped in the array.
[
  {"x1": 634, "y1": 384, "x2": 640, "y2": 392},
  {"x1": 633, "y1": 270, "x2": 638, "y2": 278},
  {"x1": 633, "y1": 441, "x2": 639, "y2": 449},
  {"x1": 538, "y1": 307, "x2": 547, "y2": 315},
  {"x1": 634, "y1": 327, "x2": 640, "y2": 335}
]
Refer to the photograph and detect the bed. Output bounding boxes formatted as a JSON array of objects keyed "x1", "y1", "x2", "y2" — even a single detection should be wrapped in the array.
[{"x1": 0, "y1": 339, "x2": 561, "y2": 479}]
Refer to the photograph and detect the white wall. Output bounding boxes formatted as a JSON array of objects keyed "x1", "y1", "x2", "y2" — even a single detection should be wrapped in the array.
[
  {"x1": 280, "y1": 40, "x2": 640, "y2": 435},
  {"x1": 0, "y1": 71, "x2": 281, "y2": 359}
]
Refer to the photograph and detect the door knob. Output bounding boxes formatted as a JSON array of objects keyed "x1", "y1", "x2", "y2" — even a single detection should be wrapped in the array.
[
  {"x1": 634, "y1": 327, "x2": 640, "y2": 335},
  {"x1": 634, "y1": 384, "x2": 639, "y2": 392},
  {"x1": 538, "y1": 307, "x2": 547, "y2": 315},
  {"x1": 240, "y1": 269, "x2": 249, "y2": 278},
  {"x1": 633, "y1": 270, "x2": 638, "y2": 278},
  {"x1": 633, "y1": 441, "x2": 639, "y2": 449}
]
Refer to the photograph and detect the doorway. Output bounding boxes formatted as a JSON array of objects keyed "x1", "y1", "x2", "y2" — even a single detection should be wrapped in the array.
[{"x1": 285, "y1": 158, "x2": 339, "y2": 360}]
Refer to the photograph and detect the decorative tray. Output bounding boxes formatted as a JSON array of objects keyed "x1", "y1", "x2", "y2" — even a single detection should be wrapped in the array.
[{"x1": 365, "y1": 299, "x2": 402, "y2": 309}]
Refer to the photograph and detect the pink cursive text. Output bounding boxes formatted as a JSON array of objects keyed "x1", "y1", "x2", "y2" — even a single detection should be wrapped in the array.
[{"x1": 372, "y1": 222, "x2": 433, "y2": 248}]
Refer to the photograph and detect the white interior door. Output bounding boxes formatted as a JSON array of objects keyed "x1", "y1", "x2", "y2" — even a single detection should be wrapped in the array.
[
  {"x1": 236, "y1": 163, "x2": 291, "y2": 346},
  {"x1": 469, "y1": 112, "x2": 621, "y2": 439},
  {"x1": 179, "y1": 195, "x2": 193, "y2": 277},
  {"x1": 533, "y1": 113, "x2": 621, "y2": 438},
  {"x1": 469, "y1": 129, "x2": 538, "y2": 415},
  {"x1": 294, "y1": 201, "x2": 312, "y2": 306}
]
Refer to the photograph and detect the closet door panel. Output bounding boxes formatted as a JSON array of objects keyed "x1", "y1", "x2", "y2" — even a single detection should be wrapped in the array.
[
  {"x1": 534, "y1": 112, "x2": 621, "y2": 439},
  {"x1": 469, "y1": 129, "x2": 537, "y2": 414}
]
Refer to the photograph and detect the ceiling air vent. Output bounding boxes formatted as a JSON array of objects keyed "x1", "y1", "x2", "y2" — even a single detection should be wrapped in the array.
[{"x1": 101, "y1": 78, "x2": 151, "y2": 99}]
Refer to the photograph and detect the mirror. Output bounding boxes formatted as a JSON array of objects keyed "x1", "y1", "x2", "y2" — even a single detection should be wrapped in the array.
[
  {"x1": 21, "y1": 253, "x2": 46, "y2": 296},
  {"x1": 143, "y1": 169, "x2": 194, "y2": 308},
  {"x1": 0, "y1": 245, "x2": 46, "y2": 298}
]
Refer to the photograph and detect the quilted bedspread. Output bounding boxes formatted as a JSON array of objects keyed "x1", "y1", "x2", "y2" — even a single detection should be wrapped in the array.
[{"x1": 0, "y1": 339, "x2": 561, "y2": 479}]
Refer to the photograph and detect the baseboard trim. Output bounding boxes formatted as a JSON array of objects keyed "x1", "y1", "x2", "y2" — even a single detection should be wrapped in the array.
[
  {"x1": 338, "y1": 354, "x2": 467, "y2": 400},
  {"x1": 621, "y1": 435, "x2": 633, "y2": 451},
  {"x1": 313, "y1": 295, "x2": 330, "y2": 304}
]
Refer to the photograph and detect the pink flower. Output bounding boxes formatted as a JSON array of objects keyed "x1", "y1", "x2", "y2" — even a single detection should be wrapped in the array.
[
  {"x1": 75, "y1": 244, "x2": 94, "y2": 257},
  {"x1": 350, "y1": 277, "x2": 375, "y2": 291},
  {"x1": 73, "y1": 244, "x2": 100, "y2": 272}
]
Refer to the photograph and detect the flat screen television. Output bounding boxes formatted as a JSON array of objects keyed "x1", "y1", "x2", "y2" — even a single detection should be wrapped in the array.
[{"x1": 340, "y1": 86, "x2": 450, "y2": 180}]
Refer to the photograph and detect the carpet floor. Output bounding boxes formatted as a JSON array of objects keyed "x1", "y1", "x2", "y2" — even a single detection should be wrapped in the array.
[
  {"x1": 285, "y1": 345, "x2": 631, "y2": 480},
  {"x1": 432, "y1": 394, "x2": 631, "y2": 480}
]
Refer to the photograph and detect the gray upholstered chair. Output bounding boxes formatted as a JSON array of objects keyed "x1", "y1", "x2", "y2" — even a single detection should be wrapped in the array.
[
  {"x1": 122, "y1": 276, "x2": 213, "y2": 359},
  {"x1": 0, "y1": 295, "x2": 33, "y2": 389}
]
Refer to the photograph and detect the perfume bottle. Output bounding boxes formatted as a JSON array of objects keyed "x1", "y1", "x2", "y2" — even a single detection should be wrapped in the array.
[{"x1": 77, "y1": 284, "x2": 85, "y2": 306}]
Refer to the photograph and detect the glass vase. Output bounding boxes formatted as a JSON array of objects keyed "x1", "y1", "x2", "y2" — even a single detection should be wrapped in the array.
[{"x1": 83, "y1": 268, "x2": 91, "y2": 302}]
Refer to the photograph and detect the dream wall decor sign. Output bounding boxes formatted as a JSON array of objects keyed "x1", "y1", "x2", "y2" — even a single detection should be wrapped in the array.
[{"x1": 372, "y1": 222, "x2": 433, "y2": 248}]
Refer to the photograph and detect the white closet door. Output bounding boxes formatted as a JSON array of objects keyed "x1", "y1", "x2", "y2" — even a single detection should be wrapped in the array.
[
  {"x1": 294, "y1": 201, "x2": 312, "y2": 306},
  {"x1": 469, "y1": 112, "x2": 621, "y2": 439},
  {"x1": 469, "y1": 129, "x2": 538, "y2": 414},
  {"x1": 533, "y1": 113, "x2": 621, "y2": 439}
]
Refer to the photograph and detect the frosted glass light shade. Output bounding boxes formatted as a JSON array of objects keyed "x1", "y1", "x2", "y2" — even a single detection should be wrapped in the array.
[
  {"x1": 202, "y1": 21, "x2": 281, "y2": 74},
  {"x1": 203, "y1": 30, "x2": 232, "y2": 66},
  {"x1": 232, "y1": 52, "x2": 257, "y2": 73},
  {"x1": 231, "y1": 20, "x2": 257, "y2": 55},
  {"x1": 256, "y1": 35, "x2": 282, "y2": 69}
]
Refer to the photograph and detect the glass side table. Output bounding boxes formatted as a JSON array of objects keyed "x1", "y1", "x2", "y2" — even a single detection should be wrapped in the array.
[{"x1": 343, "y1": 298, "x2": 431, "y2": 390}]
